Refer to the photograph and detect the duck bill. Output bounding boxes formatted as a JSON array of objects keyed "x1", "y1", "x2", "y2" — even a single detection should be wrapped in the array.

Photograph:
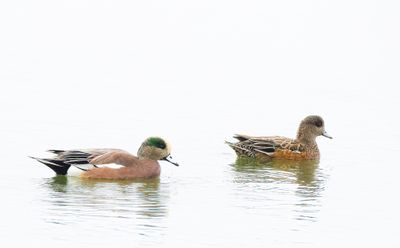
[
  {"x1": 322, "y1": 131, "x2": 333, "y2": 139},
  {"x1": 162, "y1": 155, "x2": 179, "y2": 166}
]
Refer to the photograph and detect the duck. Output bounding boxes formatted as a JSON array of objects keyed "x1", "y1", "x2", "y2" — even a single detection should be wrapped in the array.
[
  {"x1": 31, "y1": 137, "x2": 179, "y2": 179},
  {"x1": 226, "y1": 115, "x2": 332, "y2": 160}
]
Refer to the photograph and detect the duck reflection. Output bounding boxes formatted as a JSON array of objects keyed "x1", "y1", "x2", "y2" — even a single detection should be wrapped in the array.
[
  {"x1": 232, "y1": 157, "x2": 320, "y2": 185},
  {"x1": 46, "y1": 175, "x2": 68, "y2": 192},
  {"x1": 231, "y1": 157, "x2": 327, "y2": 222},
  {"x1": 41, "y1": 176, "x2": 169, "y2": 230}
]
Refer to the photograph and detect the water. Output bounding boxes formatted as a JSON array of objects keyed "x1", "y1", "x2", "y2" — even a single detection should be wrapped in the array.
[
  {"x1": 1, "y1": 1, "x2": 400, "y2": 247},
  {"x1": 1, "y1": 110, "x2": 399, "y2": 247}
]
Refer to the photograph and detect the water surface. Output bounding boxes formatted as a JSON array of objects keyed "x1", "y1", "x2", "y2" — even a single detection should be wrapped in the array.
[{"x1": 1, "y1": 121, "x2": 399, "y2": 247}]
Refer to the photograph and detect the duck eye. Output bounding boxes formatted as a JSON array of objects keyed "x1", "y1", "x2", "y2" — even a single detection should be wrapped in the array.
[{"x1": 315, "y1": 120, "x2": 323, "y2": 127}]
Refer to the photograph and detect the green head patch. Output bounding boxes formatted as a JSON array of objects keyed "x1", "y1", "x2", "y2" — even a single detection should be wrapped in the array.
[{"x1": 145, "y1": 137, "x2": 167, "y2": 149}]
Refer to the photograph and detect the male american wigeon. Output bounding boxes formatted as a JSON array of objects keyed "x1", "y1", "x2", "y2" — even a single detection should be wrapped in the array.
[
  {"x1": 226, "y1": 115, "x2": 332, "y2": 160},
  {"x1": 31, "y1": 137, "x2": 179, "y2": 179}
]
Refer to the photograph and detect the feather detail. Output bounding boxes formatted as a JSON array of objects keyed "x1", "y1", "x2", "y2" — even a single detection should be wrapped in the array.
[{"x1": 227, "y1": 135, "x2": 310, "y2": 160}]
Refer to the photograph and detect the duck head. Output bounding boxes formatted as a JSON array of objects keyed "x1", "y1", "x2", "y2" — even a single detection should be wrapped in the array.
[
  {"x1": 296, "y1": 115, "x2": 332, "y2": 144},
  {"x1": 137, "y1": 137, "x2": 179, "y2": 166}
]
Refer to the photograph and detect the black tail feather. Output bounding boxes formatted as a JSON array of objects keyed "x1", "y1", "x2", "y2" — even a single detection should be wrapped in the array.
[
  {"x1": 47, "y1": 150, "x2": 65, "y2": 154},
  {"x1": 30, "y1": 157, "x2": 71, "y2": 175},
  {"x1": 233, "y1": 134, "x2": 251, "y2": 142}
]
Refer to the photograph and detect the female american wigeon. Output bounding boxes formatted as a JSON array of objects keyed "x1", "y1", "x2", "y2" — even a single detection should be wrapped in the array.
[
  {"x1": 226, "y1": 115, "x2": 332, "y2": 160},
  {"x1": 31, "y1": 137, "x2": 179, "y2": 179}
]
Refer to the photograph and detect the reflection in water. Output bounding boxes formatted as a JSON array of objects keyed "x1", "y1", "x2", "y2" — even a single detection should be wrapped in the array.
[
  {"x1": 37, "y1": 176, "x2": 170, "y2": 244},
  {"x1": 231, "y1": 157, "x2": 327, "y2": 222},
  {"x1": 232, "y1": 157, "x2": 319, "y2": 185},
  {"x1": 47, "y1": 176, "x2": 68, "y2": 193}
]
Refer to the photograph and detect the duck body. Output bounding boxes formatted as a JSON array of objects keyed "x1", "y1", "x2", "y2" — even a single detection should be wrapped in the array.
[
  {"x1": 227, "y1": 116, "x2": 332, "y2": 161},
  {"x1": 227, "y1": 135, "x2": 320, "y2": 160},
  {"x1": 80, "y1": 158, "x2": 161, "y2": 179},
  {"x1": 31, "y1": 137, "x2": 178, "y2": 179}
]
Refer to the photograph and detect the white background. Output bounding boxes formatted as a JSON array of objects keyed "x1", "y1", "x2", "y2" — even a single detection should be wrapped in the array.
[{"x1": 1, "y1": 1, "x2": 399, "y2": 247}]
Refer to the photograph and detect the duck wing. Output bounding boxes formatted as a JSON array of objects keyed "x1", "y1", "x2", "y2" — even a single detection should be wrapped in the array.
[
  {"x1": 87, "y1": 150, "x2": 138, "y2": 167},
  {"x1": 31, "y1": 149, "x2": 136, "y2": 175},
  {"x1": 51, "y1": 149, "x2": 119, "y2": 169},
  {"x1": 228, "y1": 134, "x2": 304, "y2": 157}
]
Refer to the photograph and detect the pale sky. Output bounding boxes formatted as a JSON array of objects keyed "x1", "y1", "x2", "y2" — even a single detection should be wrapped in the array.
[{"x1": 1, "y1": 0, "x2": 399, "y2": 136}]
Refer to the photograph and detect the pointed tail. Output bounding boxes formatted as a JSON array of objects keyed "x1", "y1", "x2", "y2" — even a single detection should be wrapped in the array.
[
  {"x1": 225, "y1": 141, "x2": 243, "y2": 154},
  {"x1": 30, "y1": 156, "x2": 71, "y2": 175}
]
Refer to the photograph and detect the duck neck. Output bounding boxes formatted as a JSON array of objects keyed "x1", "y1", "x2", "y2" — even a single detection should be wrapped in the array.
[
  {"x1": 137, "y1": 145, "x2": 148, "y2": 160},
  {"x1": 137, "y1": 145, "x2": 158, "y2": 160},
  {"x1": 296, "y1": 128, "x2": 317, "y2": 147}
]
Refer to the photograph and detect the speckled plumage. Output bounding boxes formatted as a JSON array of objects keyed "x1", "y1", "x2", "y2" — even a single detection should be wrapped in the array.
[{"x1": 226, "y1": 115, "x2": 332, "y2": 160}]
